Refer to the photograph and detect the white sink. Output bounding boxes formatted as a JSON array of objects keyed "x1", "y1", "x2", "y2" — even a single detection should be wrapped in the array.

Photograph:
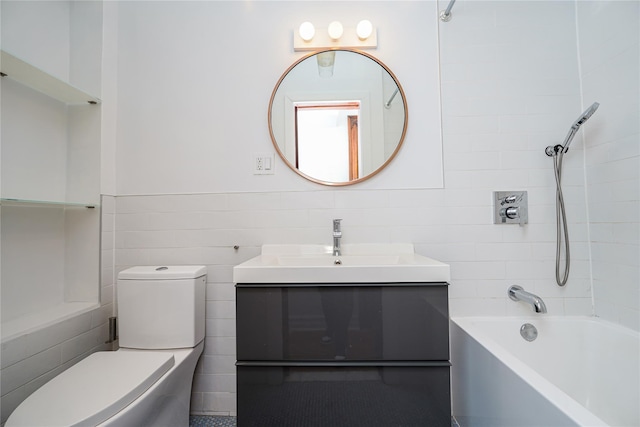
[
  {"x1": 233, "y1": 244, "x2": 450, "y2": 283},
  {"x1": 276, "y1": 254, "x2": 401, "y2": 266}
]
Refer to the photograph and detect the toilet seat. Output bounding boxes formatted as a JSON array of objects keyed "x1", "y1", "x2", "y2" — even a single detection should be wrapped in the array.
[{"x1": 6, "y1": 351, "x2": 174, "y2": 427}]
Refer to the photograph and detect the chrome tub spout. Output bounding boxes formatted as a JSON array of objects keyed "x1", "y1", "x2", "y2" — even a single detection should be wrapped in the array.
[{"x1": 508, "y1": 285, "x2": 547, "y2": 313}]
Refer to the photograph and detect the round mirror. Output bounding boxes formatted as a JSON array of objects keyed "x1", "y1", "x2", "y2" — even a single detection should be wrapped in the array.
[{"x1": 268, "y1": 49, "x2": 408, "y2": 186}]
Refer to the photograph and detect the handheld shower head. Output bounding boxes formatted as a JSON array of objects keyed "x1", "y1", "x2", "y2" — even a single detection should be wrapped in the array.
[
  {"x1": 573, "y1": 102, "x2": 600, "y2": 128},
  {"x1": 561, "y1": 102, "x2": 600, "y2": 152},
  {"x1": 547, "y1": 101, "x2": 600, "y2": 287}
]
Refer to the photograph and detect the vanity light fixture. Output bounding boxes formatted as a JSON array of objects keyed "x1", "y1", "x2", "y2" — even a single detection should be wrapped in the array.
[
  {"x1": 327, "y1": 21, "x2": 344, "y2": 40},
  {"x1": 356, "y1": 20, "x2": 373, "y2": 40},
  {"x1": 298, "y1": 21, "x2": 315, "y2": 42},
  {"x1": 293, "y1": 20, "x2": 377, "y2": 51}
]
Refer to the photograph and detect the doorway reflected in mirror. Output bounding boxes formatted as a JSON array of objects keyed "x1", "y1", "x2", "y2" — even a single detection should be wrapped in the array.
[{"x1": 295, "y1": 101, "x2": 360, "y2": 182}]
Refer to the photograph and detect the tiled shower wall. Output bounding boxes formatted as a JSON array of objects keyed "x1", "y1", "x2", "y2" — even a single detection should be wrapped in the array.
[
  {"x1": 577, "y1": 1, "x2": 640, "y2": 329},
  {"x1": 437, "y1": 0, "x2": 592, "y2": 314}
]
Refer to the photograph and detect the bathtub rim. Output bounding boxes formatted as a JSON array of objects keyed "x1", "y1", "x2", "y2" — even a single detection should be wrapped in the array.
[
  {"x1": 1, "y1": 301, "x2": 100, "y2": 344},
  {"x1": 450, "y1": 315, "x2": 634, "y2": 427}
]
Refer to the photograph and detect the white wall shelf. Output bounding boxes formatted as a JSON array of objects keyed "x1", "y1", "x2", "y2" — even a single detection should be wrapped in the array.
[
  {"x1": 1, "y1": 50, "x2": 101, "y2": 105},
  {"x1": 0, "y1": 198, "x2": 98, "y2": 209},
  {"x1": 0, "y1": 3, "x2": 105, "y2": 422},
  {"x1": 1, "y1": 35, "x2": 101, "y2": 337}
]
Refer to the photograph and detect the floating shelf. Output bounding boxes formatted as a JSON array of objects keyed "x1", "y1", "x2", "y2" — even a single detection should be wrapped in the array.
[
  {"x1": 1, "y1": 50, "x2": 101, "y2": 105},
  {"x1": 0, "y1": 198, "x2": 98, "y2": 209}
]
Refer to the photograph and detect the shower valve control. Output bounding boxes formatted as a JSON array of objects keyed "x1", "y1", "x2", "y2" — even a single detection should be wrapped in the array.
[
  {"x1": 494, "y1": 191, "x2": 528, "y2": 226},
  {"x1": 502, "y1": 195, "x2": 518, "y2": 204},
  {"x1": 501, "y1": 206, "x2": 519, "y2": 219}
]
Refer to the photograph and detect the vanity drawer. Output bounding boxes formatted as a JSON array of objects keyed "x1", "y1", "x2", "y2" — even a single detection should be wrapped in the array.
[
  {"x1": 237, "y1": 364, "x2": 451, "y2": 427},
  {"x1": 236, "y1": 284, "x2": 449, "y2": 361}
]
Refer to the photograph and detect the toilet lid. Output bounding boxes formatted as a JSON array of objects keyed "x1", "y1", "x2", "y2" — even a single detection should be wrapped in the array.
[{"x1": 6, "y1": 351, "x2": 174, "y2": 427}]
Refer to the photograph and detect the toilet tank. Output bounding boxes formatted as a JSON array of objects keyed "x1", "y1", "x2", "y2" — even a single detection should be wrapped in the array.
[{"x1": 117, "y1": 266, "x2": 206, "y2": 349}]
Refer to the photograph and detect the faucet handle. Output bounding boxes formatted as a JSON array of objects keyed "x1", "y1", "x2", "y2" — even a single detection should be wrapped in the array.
[
  {"x1": 333, "y1": 219, "x2": 342, "y2": 232},
  {"x1": 500, "y1": 206, "x2": 528, "y2": 226}
]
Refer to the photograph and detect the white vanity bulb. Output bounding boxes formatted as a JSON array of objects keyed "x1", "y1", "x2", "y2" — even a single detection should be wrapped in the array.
[
  {"x1": 299, "y1": 21, "x2": 315, "y2": 42},
  {"x1": 356, "y1": 20, "x2": 373, "y2": 40},
  {"x1": 327, "y1": 21, "x2": 343, "y2": 40}
]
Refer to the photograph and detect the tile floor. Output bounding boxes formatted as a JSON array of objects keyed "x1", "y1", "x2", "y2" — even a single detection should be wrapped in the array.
[
  {"x1": 190, "y1": 416, "x2": 237, "y2": 427},
  {"x1": 189, "y1": 415, "x2": 461, "y2": 426}
]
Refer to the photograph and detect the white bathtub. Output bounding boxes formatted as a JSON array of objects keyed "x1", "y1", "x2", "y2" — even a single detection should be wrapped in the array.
[{"x1": 451, "y1": 316, "x2": 640, "y2": 427}]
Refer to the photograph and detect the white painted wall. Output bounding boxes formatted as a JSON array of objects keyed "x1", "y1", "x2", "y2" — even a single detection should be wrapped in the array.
[
  {"x1": 0, "y1": 1, "x2": 71, "y2": 82},
  {"x1": 113, "y1": 1, "x2": 443, "y2": 194},
  {"x1": 1, "y1": 80, "x2": 68, "y2": 202}
]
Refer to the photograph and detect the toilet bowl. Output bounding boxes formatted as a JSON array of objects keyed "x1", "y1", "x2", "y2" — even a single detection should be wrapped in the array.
[{"x1": 6, "y1": 266, "x2": 206, "y2": 427}]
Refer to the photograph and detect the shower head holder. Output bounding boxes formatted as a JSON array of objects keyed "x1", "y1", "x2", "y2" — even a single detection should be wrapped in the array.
[{"x1": 545, "y1": 144, "x2": 564, "y2": 157}]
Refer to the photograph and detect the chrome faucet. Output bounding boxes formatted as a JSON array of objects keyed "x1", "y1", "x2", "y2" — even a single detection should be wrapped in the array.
[
  {"x1": 332, "y1": 219, "x2": 342, "y2": 256},
  {"x1": 508, "y1": 285, "x2": 547, "y2": 313}
]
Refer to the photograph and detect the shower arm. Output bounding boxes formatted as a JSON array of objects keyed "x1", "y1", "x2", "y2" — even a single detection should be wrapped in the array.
[{"x1": 385, "y1": 88, "x2": 399, "y2": 109}]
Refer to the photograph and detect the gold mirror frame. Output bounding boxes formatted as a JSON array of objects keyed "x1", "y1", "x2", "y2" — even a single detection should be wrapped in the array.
[{"x1": 268, "y1": 49, "x2": 408, "y2": 186}]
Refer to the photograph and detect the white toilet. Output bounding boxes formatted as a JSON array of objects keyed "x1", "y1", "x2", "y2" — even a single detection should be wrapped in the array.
[{"x1": 6, "y1": 265, "x2": 206, "y2": 427}]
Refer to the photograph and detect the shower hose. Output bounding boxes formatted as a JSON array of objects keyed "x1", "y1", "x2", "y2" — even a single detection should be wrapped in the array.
[{"x1": 552, "y1": 150, "x2": 570, "y2": 286}]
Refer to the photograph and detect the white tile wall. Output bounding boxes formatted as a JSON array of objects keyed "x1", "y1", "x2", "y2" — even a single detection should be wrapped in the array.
[
  {"x1": 0, "y1": 197, "x2": 115, "y2": 425},
  {"x1": 114, "y1": 185, "x2": 593, "y2": 414},
  {"x1": 577, "y1": 1, "x2": 640, "y2": 330},
  {"x1": 438, "y1": 0, "x2": 596, "y2": 317}
]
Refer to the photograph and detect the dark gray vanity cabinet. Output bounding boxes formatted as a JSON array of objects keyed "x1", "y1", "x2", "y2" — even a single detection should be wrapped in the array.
[{"x1": 236, "y1": 282, "x2": 451, "y2": 426}]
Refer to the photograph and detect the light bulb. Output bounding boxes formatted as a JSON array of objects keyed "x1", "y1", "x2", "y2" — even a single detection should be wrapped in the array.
[
  {"x1": 327, "y1": 21, "x2": 343, "y2": 40},
  {"x1": 356, "y1": 20, "x2": 373, "y2": 40},
  {"x1": 299, "y1": 21, "x2": 315, "y2": 42}
]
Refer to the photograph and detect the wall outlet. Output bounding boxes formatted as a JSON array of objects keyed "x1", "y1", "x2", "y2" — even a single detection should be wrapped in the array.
[{"x1": 253, "y1": 153, "x2": 275, "y2": 175}]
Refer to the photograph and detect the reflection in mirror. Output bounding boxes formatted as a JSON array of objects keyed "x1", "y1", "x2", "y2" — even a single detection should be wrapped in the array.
[
  {"x1": 269, "y1": 49, "x2": 407, "y2": 186},
  {"x1": 296, "y1": 101, "x2": 360, "y2": 182}
]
